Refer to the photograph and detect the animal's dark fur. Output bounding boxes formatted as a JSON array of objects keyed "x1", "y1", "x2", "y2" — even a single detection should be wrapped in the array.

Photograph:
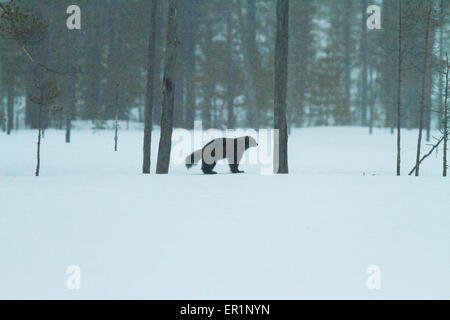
[{"x1": 185, "y1": 136, "x2": 258, "y2": 174}]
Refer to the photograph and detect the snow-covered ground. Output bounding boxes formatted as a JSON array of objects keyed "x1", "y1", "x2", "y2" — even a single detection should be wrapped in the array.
[{"x1": 0, "y1": 126, "x2": 449, "y2": 299}]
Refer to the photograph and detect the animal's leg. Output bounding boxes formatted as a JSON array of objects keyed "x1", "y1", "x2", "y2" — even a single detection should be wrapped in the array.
[
  {"x1": 202, "y1": 160, "x2": 218, "y2": 174},
  {"x1": 229, "y1": 163, "x2": 244, "y2": 173}
]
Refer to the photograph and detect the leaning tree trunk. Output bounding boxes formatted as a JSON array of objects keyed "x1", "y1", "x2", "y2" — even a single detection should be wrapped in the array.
[
  {"x1": 143, "y1": 0, "x2": 158, "y2": 174},
  {"x1": 274, "y1": 0, "x2": 289, "y2": 174},
  {"x1": 156, "y1": 0, "x2": 179, "y2": 174},
  {"x1": 414, "y1": 4, "x2": 433, "y2": 177}
]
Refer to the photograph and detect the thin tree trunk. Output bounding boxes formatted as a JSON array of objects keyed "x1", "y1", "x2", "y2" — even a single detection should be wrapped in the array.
[
  {"x1": 156, "y1": 0, "x2": 179, "y2": 174},
  {"x1": 65, "y1": 118, "x2": 71, "y2": 143},
  {"x1": 396, "y1": 0, "x2": 402, "y2": 176},
  {"x1": 143, "y1": 0, "x2": 158, "y2": 174},
  {"x1": 36, "y1": 104, "x2": 42, "y2": 177},
  {"x1": 414, "y1": 4, "x2": 433, "y2": 177},
  {"x1": 426, "y1": 15, "x2": 436, "y2": 143},
  {"x1": 6, "y1": 83, "x2": 14, "y2": 135},
  {"x1": 114, "y1": 83, "x2": 119, "y2": 152},
  {"x1": 274, "y1": 0, "x2": 289, "y2": 174},
  {"x1": 65, "y1": 63, "x2": 76, "y2": 143},
  {"x1": 443, "y1": 55, "x2": 449, "y2": 177},
  {"x1": 425, "y1": 70, "x2": 432, "y2": 142},
  {"x1": 65, "y1": 74, "x2": 75, "y2": 143},
  {"x1": 409, "y1": 136, "x2": 445, "y2": 176},
  {"x1": 369, "y1": 61, "x2": 374, "y2": 135},
  {"x1": 1, "y1": 104, "x2": 5, "y2": 132},
  {"x1": 438, "y1": 0, "x2": 445, "y2": 131}
]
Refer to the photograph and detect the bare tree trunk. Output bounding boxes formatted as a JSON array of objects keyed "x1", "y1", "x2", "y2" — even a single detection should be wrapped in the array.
[
  {"x1": 409, "y1": 136, "x2": 445, "y2": 176},
  {"x1": 226, "y1": 3, "x2": 235, "y2": 129},
  {"x1": 425, "y1": 70, "x2": 432, "y2": 142},
  {"x1": 414, "y1": 4, "x2": 433, "y2": 177},
  {"x1": 274, "y1": 0, "x2": 289, "y2": 174},
  {"x1": 438, "y1": 0, "x2": 445, "y2": 131},
  {"x1": 396, "y1": 0, "x2": 402, "y2": 176},
  {"x1": 156, "y1": 0, "x2": 179, "y2": 174},
  {"x1": 143, "y1": 0, "x2": 158, "y2": 174},
  {"x1": 426, "y1": 15, "x2": 436, "y2": 143},
  {"x1": 15, "y1": 111, "x2": 19, "y2": 131},
  {"x1": 6, "y1": 82, "x2": 14, "y2": 135},
  {"x1": 369, "y1": 61, "x2": 374, "y2": 135},
  {"x1": 65, "y1": 44, "x2": 76, "y2": 143},
  {"x1": 1, "y1": 104, "x2": 5, "y2": 132},
  {"x1": 443, "y1": 55, "x2": 449, "y2": 177},
  {"x1": 36, "y1": 104, "x2": 42, "y2": 177},
  {"x1": 65, "y1": 77, "x2": 75, "y2": 143},
  {"x1": 114, "y1": 83, "x2": 119, "y2": 152}
]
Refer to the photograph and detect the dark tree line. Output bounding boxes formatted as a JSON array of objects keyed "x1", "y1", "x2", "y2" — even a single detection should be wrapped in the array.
[
  {"x1": 0, "y1": 0, "x2": 449, "y2": 176},
  {"x1": 1, "y1": 0, "x2": 448, "y2": 133}
]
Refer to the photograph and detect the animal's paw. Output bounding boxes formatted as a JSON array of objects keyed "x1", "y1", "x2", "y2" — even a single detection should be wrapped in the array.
[{"x1": 204, "y1": 171, "x2": 218, "y2": 175}]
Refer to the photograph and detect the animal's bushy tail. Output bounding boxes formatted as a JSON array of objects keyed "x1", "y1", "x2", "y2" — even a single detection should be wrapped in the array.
[{"x1": 185, "y1": 149, "x2": 202, "y2": 169}]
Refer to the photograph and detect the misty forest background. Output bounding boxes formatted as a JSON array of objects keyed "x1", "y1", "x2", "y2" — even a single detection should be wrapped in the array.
[{"x1": 0, "y1": 0, "x2": 449, "y2": 175}]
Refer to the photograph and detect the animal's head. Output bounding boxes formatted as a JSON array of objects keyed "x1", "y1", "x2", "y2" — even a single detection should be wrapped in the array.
[{"x1": 244, "y1": 136, "x2": 258, "y2": 149}]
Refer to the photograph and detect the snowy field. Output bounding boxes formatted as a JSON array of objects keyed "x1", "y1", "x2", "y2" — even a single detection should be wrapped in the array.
[{"x1": 0, "y1": 126, "x2": 449, "y2": 299}]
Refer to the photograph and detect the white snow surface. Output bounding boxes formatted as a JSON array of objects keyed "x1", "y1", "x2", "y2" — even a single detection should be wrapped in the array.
[{"x1": 0, "y1": 126, "x2": 449, "y2": 299}]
